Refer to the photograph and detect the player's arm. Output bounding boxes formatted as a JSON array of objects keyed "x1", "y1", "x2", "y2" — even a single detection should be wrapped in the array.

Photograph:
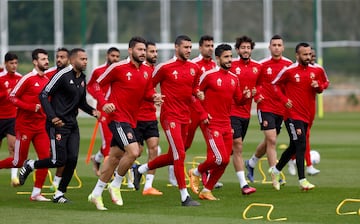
[{"x1": 9, "y1": 77, "x2": 38, "y2": 112}]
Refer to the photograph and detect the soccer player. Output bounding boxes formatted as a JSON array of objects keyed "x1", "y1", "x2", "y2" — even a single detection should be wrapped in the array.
[
  {"x1": 245, "y1": 35, "x2": 293, "y2": 189},
  {"x1": 269, "y1": 42, "x2": 326, "y2": 191},
  {"x1": 0, "y1": 52, "x2": 22, "y2": 187},
  {"x1": 228, "y1": 36, "x2": 260, "y2": 195},
  {"x1": 88, "y1": 36, "x2": 162, "y2": 210},
  {"x1": 188, "y1": 43, "x2": 251, "y2": 200},
  {"x1": 134, "y1": 35, "x2": 203, "y2": 206},
  {"x1": 287, "y1": 48, "x2": 329, "y2": 176},
  {"x1": 3, "y1": 49, "x2": 51, "y2": 201},
  {"x1": 134, "y1": 41, "x2": 163, "y2": 195},
  {"x1": 18, "y1": 48, "x2": 99, "y2": 203},
  {"x1": 44, "y1": 47, "x2": 70, "y2": 191},
  {"x1": 167, "y1": 35, "x2": 217, "y2": 187},
  {"x1": 87, "y1": 47, "x2": 120, "y2": 176}
]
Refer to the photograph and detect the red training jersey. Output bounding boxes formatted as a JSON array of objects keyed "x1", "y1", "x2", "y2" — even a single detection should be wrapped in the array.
[
  {"x1": 136, "y1": 61, "x2": 157, "y2": 121},
  {"x1": 272, "y1": 62, "x2": 325, "y2": 123},
  {"x1": 199, "y1": 67, "x2": 244, "y2": 127},
  {"x1": 256, "y1": 56, "x2": 293, "y2": 116},
  {"x1": 229, "y1": 58, "x2": 262, "y2": 118},
  {"x1": 95, "y1": 59, "x2": 155, "y2": 128},
  {"x1": 0, "y1": 70, "x2": 22, "y2": 119},
  {"x1": 87, "y1": 63, "x2": 111, "y2": 111},
  {"x1": 9, "y1": 69, "x2": 49, "y2": 131},
  {"x1": 152, "y1": 56, "x2": 201, "y2": 124}
]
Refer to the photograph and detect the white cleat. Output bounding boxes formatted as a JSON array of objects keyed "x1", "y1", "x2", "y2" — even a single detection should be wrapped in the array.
[{"x1": 306, "y1": 165, "x2": 320, "y2": 176}]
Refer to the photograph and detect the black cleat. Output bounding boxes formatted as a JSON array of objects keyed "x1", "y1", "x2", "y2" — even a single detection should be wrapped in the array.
[
  {"x1": 132, "y1": 164, "x2": 142, "y2": 191},
  {"x1": 19, "y1": 160, "x2": 33, "y2": 185},
  {"x1": 53, "y1": 195, "x2": 70, "y2": 203},
  {"x1": 181, "y1": 196, "x2": 200, "y2": 206}
]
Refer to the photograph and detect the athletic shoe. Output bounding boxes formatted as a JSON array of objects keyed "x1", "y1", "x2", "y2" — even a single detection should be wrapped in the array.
[
  {"x1": 306, "y1": 165, "x2": 320, "y2": 176},
  {"x1": 88, "y1": 193, "x2": 107, "y2": 210},
  {"x1": 188, "y1": 168, "x2": 200, "y2": 194},
  {"x1": 132, "y1": 164, "x2": 142, "y2": 191},
  {"x1": 53, "y1": 195, "x2": 69, "y2": 203},
  {"x1": 268, "y1": 167, "x2": 281, "y2": 190},
  {"x1": 299, "y1": 179, "x2": 315, "y2": 191},
  {"x1": 168, "y1": 165, "x2": 177, "y2": 186},
  {"x1": 241, "y1": 185, "x2": 256, "y2": 195},
  {"x1": 214, "y1": 182, "x2": 224, "y2": 189},
  {"x1": 199, "y1": 191, "x2": 219, "y2": 200},
  {"x1": 30, "y1": 194, "x2": 51, "y2": 202},
  {"x1": 11, "y1": 177, "x2": 20, "y2": 187},
  {"x1": 245, "y1": 160, "x2": 255, "y2": 183},
  {"x1": 288, "y1": 159, "x2": 297, "y2": 176},
  {"x1": 90, "y1": 155, "x2": 101, "y2": 176},
  {"x1": 279, "y1": 178, "x2": 286, "y2": 186},
  {"x1": 181, "y1": 196, "x2": 200, "y2": 206},
  {"x1": 142, "y1": 187, "x2": 163, "y2": 196},
  {"x1": 19, "y1": 159, "x2": 33, "y2": 185},
  {"x1": 108, "y1": 185, "x2": 123, "y2": 206}
]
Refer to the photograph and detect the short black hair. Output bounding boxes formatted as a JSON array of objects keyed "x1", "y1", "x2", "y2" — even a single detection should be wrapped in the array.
[
  {"x1": 295, "y1": 42, "x2": 310, "y2": 53},
  {"x1": 32, "y1": 48, "x2": 48, "y2": 60},
  {"x1": 199, "y1": 35, "x2": 214, "y2": 46},
  {"x1": 57, "y1": 47, "x2": 70, "y2": 56},
  {"x1": 129, "y1": 36, "x2": 146, "y2": 48},
  {"x1": 146, "y1": 41, "x2": 156, "y2": 48},
  {"x1": 4, "y1": 52, "x2": 18, "y2": 62},
  {"x1": 175, "y1": 35, "x2": 191, "y2": 45},
  {"x1": 107, "y1": 47, "x2": 120, "y2": 55},
  {"x1": 70, "y1": 48, "x2": 85, "y2": 58},
  {"x1": 270, "y1": 34, "x2": 283, "y2": 42},
  {"x1": 215, "y1": 44, "x2": 232, "y2": 57},
  {"x1": 235, "y1": 35, "x2": 255, "y2": 50}
]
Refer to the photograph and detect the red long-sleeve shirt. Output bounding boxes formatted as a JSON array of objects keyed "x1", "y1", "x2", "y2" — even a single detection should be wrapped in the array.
[
  {"x1": 152, "y1": 57, "x2": 201, "y2": 124},
  {"x1": 9, "y1": 69, "x2": 49, "y2": 130},
  {"x1": 199, "y1": 67, "x2": 244, "y2": 127},
  {"x1": 229, "y1": 58, "x2": 262, "y2": 118},
  {"x1": 87, "y1": 63, "x2": 111, "y2": 111},
  {"x1": 136, "y1": 62, "x2": 157, "y2": 121},
  {"x1": 95, "y1": 59, "x2": 155, "y2": 128},
  {"x1": 256, "y1": 56, "x2": 293, "y2": 116},
  {"x1": 0, "y1": 70, "x2": 22, "y2": 119},
  {"x1": 272, "y1": 62, "x2": 326, "y2": 123}
]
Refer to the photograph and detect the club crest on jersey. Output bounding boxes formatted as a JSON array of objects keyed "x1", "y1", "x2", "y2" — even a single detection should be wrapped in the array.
[
  {"x1": 216, "y1": 78, "x2": 222, "y2": 86},
  {"x1": 21, "y1": 135, "x2": 28, "y2": 141},
  {"x1": 190, "y1": 68, "x2": 195, "y2": 76},
  {"x1": 169, "y1": 122, "x2": 176, "y2": 129},
  {"x1": 81, "y1": 81, "x2": 85, "y2": 87},
  {"x1": 253, "y1": 67, "x2": 258, "y2": 74},
  {"x1": 266, "y1": 67, "x2": 272, "y2": 75},
  {"x1": 126, "y1": 72, "x2": 132, "y2": 80},
  {"x1": 213, "y1": 131, "x2": 219, "y2": 137},
  {"x1": 294, "y1": 74, "x2": 300, "y2": 82},
  {"x1": 172, "y1": 70, "x2": 178, "y2": 79},
  {"x1": 144, "y1": 71, "x2": 148, "y2": 79},
  {"x1": 4, "y1": 80, "x2": 9, "y2": 88},
  {"x1": 235, "y1": 67, "x2": 241, "y2": 75},
  {"x1": 127, "y1": 132, "x2": 133, "y2": 140},
  {"x1": 56, "y1": 134, "x2": 62, "y2": 141},
  {"x1": 310, "y1": 72, "x2": 315, "y2": 79}
]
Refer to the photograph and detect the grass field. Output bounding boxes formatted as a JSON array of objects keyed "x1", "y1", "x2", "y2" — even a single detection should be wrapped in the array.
[{"x1": 0, "y1": 112, "x2": 359, "y2": 224}]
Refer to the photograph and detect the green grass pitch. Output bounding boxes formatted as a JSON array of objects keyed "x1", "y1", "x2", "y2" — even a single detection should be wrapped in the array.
[{"x1": 0, "y1": 112, "x2": 359, "y2": 223}]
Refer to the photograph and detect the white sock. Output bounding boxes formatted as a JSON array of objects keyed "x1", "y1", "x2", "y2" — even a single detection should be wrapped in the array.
[
  {"x1": 138, "y1": 163, "x2": 149, "y2": 174},
  {"x1": 110, "y1": 171, "x2": 123, "y2": 188},
  {"x1": 31, "y1": 187, "x2": 41, "y2": 197},
  {"x1": 272, "y1": 166, "x2": 281, "y2": 174},
  {"x1": 144, "y1": 174, "x2": 154, "y2": 190},
  {"x1": 180, "y1": 188, "x2": 190, "y2": 202},
  {"x1": 54, "y1": 190, "x2": 64, "y2": 198},
  {"x1": 201, "y1": 187, "x2": 210, "y2": 193},
  {"x1": 94, "y1": 151, "x2": 104, "y2": 163},
  {"x1": 236, "y1": 171, "x2": 248, "y2": 188},
  {"x1": 11, "y1": 168, "x2": 18, "y2": 179},
  {"x1": 52, "y1": 176, "x2": 62, "y2": 187},
  {"x1": 92, "y1": 179, "x2": 107, "y2": 197},
  {"x1": 248, "y1": 155, "x2": 259, "y2": 168}
]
